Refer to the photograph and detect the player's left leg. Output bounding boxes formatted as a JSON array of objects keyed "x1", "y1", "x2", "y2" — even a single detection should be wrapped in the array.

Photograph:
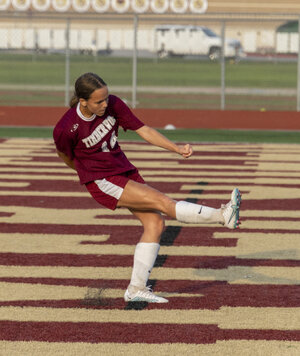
[
  {"x1": 124, "y1": 208, "x2": 168, "y2": 303},
  {"x1": 117, "y1": 180, "x2": 222, "y2": 222},
  {"x1": 117, "y1": 180, "x2": 241, "y2": 229}
]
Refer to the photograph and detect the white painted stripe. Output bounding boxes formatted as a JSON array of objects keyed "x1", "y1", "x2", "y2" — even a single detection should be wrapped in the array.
[
  {"x1": 0, "y1": 306, "x2": 299, "y2": 330},
  {"x1": 1, "y1": 341, "x2": 300, "y2": 356},
  {"x1": 95, "y1": 178, "x2": 123, "y2": 200}
]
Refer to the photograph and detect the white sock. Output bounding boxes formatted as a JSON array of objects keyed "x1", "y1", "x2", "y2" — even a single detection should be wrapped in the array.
[
  {"x1": 128, "y1": 242, "x2": 160, "y2": 292},
  {"x1": 175, "y1": 200, "x2": 223, "y2": 224}
]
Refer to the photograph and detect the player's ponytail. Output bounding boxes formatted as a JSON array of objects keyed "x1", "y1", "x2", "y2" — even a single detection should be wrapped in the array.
[
  {"x1": 69, "y1": 72, "x2": 107, "y2": 108},
  {"x1": 69, "y1": 94, "x2": 79, "y2": 108}
]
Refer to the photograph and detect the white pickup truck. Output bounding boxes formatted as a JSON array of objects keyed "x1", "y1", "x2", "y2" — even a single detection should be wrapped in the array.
[{"x1": 154, "y1": 25, "x2": 243, "y2": 60}]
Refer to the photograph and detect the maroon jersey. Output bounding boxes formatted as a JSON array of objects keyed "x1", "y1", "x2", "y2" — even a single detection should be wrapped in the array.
[{"x1": 53, "y1": 95, "x2": 144, "y2": 184}]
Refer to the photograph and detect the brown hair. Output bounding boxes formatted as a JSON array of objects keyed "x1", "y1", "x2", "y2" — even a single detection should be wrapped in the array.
[{"x1": 69, "y1": 72, "x2": 107, "y2": 108}]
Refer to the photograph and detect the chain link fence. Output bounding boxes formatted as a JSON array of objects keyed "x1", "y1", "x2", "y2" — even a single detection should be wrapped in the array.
[{"x1": 0, "y1": 12, "x2": 299, "y2": 111}]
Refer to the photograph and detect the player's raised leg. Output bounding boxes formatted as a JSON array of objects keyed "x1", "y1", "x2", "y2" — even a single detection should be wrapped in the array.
[{"x1": 117, "y1": 180, "x2": 241, "y2": 229}]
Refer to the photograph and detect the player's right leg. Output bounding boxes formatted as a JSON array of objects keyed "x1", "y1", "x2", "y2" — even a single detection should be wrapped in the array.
[{"x1": 124, "y1": 208, "x2": 168, "y2": 303}]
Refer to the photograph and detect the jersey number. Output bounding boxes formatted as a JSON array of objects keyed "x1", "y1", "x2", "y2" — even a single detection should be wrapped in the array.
[{"x1": 101, "y1": 131, "x2": 117, "y2": 152}]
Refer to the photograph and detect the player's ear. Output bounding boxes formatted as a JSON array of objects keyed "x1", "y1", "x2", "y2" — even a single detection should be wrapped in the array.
[{"x1": 79, "y1": 98, "x2": 87, "y2": 107}]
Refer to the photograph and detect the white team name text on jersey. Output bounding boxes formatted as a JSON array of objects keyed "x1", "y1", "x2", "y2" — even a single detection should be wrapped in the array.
[{"x1": 82, "y1": 116, "x2": 116, "y2": 148}]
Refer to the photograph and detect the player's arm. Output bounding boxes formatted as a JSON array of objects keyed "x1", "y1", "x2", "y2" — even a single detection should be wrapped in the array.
[
  {"x1": 56, "y1": 149, "x2": 76, "y2": 170},
  {"x1": 135, "y1": 125, "x2": 193, "y2": 158}
]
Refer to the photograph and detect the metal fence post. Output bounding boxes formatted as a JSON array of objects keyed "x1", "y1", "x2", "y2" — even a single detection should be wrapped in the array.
[
  {"x1": 297, "y1": 16, "x2": 300, "y2": 111},
  {"x1": 65, "y1": 18, "x2": 71, "y2": 107},
  {"x1": 220, "y1": 20, "x2": 226, "y2": 110},
  {"x1": 132, "y1": 14, "x2": 138, "y2": 109}
]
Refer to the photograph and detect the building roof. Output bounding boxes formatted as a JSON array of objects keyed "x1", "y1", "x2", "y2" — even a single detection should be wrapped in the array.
[{"x1": 277, "y1": 21, "x2": 299, "y2": 33}]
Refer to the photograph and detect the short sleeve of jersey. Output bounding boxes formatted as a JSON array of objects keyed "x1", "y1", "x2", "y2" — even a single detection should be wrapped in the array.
[
  {"x1": 109, "y1": 95, "x2": 144, "y2": 131},
  {"x1": 53, "y1": 121, "x2": 76, "y2": 160}
]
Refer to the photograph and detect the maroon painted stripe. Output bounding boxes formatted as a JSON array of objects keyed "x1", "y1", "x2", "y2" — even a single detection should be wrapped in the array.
[
  {"x1": 0, "y1": 224, "x2": 144, "y2": 240},
  {"x1": 181, "y1": 152, "x2": 252, "y2": 157},
  {"x1": 1, "y1": 222, "x2": 299, "y2": 244},
  {"x1": 1, "y1": 321, "x2": 299, "y2": 343},
  {"x1": 3, "y1": 196, "x2": 300, "y2": 211},
  {"x1": 0, "y1": 224, "x2": 239, "y2": 247},
  {"x1": 244, "y1": 217, "x2": 298, "y2": 221},
  {"x1": 0, "y1": 196, "x2": 99, "y2": 209},
  {"x1": 0, "y1": 212, "x2": 14, "y2": 217},
  {"x1": 0, "y1": 253, "x2": 299, "y2": 268},
  {"x1": 0, "y1": 320, "x2": 219, "y2": 344},
  {"x1": 162, "y1": 256, "x2": 300, "y2": 268},
  {"x1": 219, "y1": 329, "x2": 300, "y2": 341},
  {"x1": 245, "y1": 199, "x2": 300, "y2": 210},
  {"x1": 0, "y1": 253, "x2": 133, "y2": 267}
]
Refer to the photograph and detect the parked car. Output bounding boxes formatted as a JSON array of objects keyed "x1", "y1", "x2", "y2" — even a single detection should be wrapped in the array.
[{"x1": 154, "y1": 25, "x2": 243, "y2": 60}]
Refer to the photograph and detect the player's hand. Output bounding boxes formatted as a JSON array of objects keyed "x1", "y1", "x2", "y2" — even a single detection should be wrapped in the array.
[{"x1": 178, "y1": 144, "x2": 193, "y2": 158}]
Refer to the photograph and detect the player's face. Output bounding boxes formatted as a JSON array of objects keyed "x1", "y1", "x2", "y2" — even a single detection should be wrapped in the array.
[{"x1": 80, "y1": 86, "x2": 109, "y2": 117}]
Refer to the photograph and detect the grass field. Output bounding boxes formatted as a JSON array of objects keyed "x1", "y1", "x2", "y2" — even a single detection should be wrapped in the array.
[
  {"x1": 0, "y1": 54, "x2": 297, "y2": 88},
  {"x1": 0, "y1": 54, "x2": 297, "y2": 110},
  {"x1": 1, "y1": 126, "x2": 300, "y2": 144}
]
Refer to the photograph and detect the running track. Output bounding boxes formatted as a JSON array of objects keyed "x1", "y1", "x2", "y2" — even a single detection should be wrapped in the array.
[{"x1": 0, "y1": 138, "x2": 299, "y2": 355}]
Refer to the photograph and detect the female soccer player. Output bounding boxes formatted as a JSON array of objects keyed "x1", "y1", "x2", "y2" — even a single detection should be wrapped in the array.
[{"x1": 53, "y1": 72, "x2": 241, "y2": 303}]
